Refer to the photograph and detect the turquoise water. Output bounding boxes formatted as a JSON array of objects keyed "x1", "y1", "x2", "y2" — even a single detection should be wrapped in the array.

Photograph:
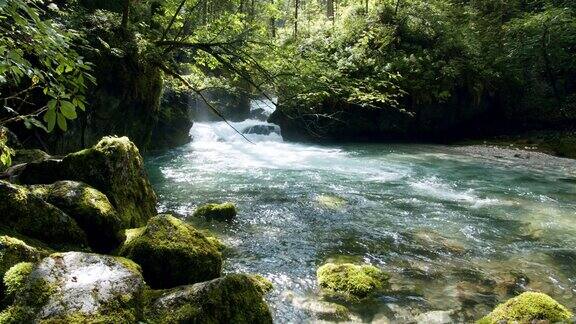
[{"x1": 146, "y1": 120, "x2": 576, "y2": 323}]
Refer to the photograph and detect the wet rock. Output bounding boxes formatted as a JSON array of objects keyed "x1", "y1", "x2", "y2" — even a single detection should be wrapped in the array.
[
  {"x1": 410, "y1": 229, "x2": 466, "y2": 255},
  {"x1": 16, "y1": 136, "x2": 157, "y2": 228},
  {"x1": 292, "y1": 297, "x2": 351, "y2": 321},
  {"x1": 477, "y1": 291, "x2": 573, "y2": 324},
  {"x1": 118, "y1": 214, "x2": 222, "y2": 289},
  {"x1": 0, "y1": 181, "x2": 88, "y2": 250},
  {"x1": 315, "y1": 194, "x2": 347, "y2": 210},
  {"x1": 146, "y1": 274, "x2": 273, "y2": 324},
  {"x1": 317, "y1": 263, "x2": 390, "y2": 299},
  {"x1": 242, "y1": 125, "x2": 278, "y2": 136},
  {"x1": 192, "y1": 202, "x2": 237, "y2": 222},
  {"x1": 0, "y1": 252, "x2": 146, "y2": 323},
  {"x1": 414, "y1": 310, "x2": 454, "y2": 324},
  {"x1": 29, "y1": 181, "x2": 125, "y2": 253}
]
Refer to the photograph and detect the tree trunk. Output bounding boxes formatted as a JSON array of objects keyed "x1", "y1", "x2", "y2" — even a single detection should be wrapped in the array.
[
  {"x1": 327, "y1": 0, "x2": 334, "y2": 22},
  {"x1": 294, "y1": 0, "x2": 299, "y2": 37},
  {"x1": 121, "y1": 0, "x2": 130, "y2": 31}
]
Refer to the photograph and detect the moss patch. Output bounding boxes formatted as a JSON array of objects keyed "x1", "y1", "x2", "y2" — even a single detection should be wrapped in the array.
[
  {"x1": 193, "y1": 202, "x2": 237, "y2": 222},
  {"x1": 477, "y1": 291, "x2": 573, "y2": 324},
  {"x1": 59, "y1": 137, "x2": 157, "y2": 228},
  {"x1": 3, "y1": 262, "x2": 34, "y2": 301},
  {"x1": 118, "y1": 215, "x2": 222, "y2": 289},
  {"x1": 0, "y1": 181, "x2": 87, "y2": 250},
  {"x1": 146, "y1": 274, "x2": 273, "y2": 324},
  {"x1": 317, "y1": 263, "x2": 390, "y2": 299},
  {"x1": 30, "y1": 181, "x2": 125, "y2": 253}
]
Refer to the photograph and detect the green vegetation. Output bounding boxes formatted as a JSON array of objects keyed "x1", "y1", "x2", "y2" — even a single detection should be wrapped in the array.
[
  {"x1": 118, "y1": 214, "x2": 222, "y2": 288},
  {"x1": 193, "y1": 202, "x2": 237, "y2": 222},
  {"x1": 317, "y1": 263, "x2": 390, "y2": 298},
  {"x1": 477, "y1": 291, "x2": 573, "y2": 324}
]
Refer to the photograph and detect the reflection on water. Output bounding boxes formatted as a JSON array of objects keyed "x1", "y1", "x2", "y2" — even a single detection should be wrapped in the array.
[{"x1": 146, "y1": 119, "x2": 576, "y2": 323}]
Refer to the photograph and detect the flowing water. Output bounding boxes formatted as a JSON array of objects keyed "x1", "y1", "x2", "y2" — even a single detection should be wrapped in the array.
[{"x1": 146, "y1": 104, "x2": 576, "y2": 323}]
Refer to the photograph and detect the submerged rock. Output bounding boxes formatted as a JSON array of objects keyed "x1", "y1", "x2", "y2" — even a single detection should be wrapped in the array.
[
  {"x1": 477, "y1": 291, "x2": 573, "y2": 324},
  {"x1": 317, "y1": 263, "x2": 390, "y2": 299},
  {"x1": 242, "y1": 125, "x2": 279, "y2": 136},
  {"x1": 119, "y1": 215, "x2": 222, "y2": 289},
  {"x1": 0, "y1": 252, "x2": 146, "y2": 323},
  {"x1": 16, "y1": 136, "x2": 157, "y2": 228},
  {"x1": 292, "y1": 297, "x2": 351, "y2": 321},
  {"x1": 315, "y1": 194, "x2": 347, "y2": 210},
  {"x1": 0, "y1": 181, "x2": 87, "y2": 249},
  {"x1": 29, "y1": 181, "x2": 125, "y2": 253},
  {"x1": 192, "y1": 202, "x2": 237, "y2": 222},
  {"x1": 146, "y1": 274, "x2": 273, "y2": 324},
  {"x1": 410, "y1": 229, "x2": 466, "y2": 255}
]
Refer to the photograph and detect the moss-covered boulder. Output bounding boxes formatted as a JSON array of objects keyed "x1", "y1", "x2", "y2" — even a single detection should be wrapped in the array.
[
  {"x1": 10, "y1": 149, "x2": 50, "y2": 166},
  {"x1": 192, "y1": 202, "x2": 237, "y2": 222},
  {"x1": 477, "y1": 291, "x2": 573, "y2": 324},
  {"x1": 29, "y1": 181, "x2": 125, "y2": 253},
  {"x1": 0, "y1": 236, "x2": 46, "y2": 302},
  {"x1": 0, "y1": 181, "x2": 88, "y2": 250},
  {"x1": 59, "y1": 136, "x2": 157, "y2": 227},
  {"x1": 317, "y1": 263, "x2": 390, "y2": 299},
  {"x1": 119, "y1": 215, "x2": 222, "y2": 289},
  {"x1": 146, "y1": 274, "x2": 273, "y2": 323},
  {"x1": 2, "y1": 262, "x2": 34, "y2": 305},
  {"x1": 0, "y1": 252, "x2": 146, "y2": 323},
  {"x1": 16, "y1": 137, "x2": 157, "y2": 228}
]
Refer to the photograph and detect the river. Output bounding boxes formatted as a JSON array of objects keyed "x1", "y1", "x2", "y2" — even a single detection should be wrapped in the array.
[{"x1": 146, "y1": 103, "x2": 576, "y2": 323}]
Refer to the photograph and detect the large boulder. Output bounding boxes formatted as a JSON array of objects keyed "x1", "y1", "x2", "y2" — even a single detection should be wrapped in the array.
[
  {"x1": 16, "y1": 136, "x2": 157, "y2": 228},
  {"x1": 149, "y1": 84, "x2": 193, "y2": 150},
  {"x1": 119, "y1": 215, "x2": 222, "y2": 289},
  {"x1": 30, "y1": 181, "x2": 125, "y2": 253},
  {"x1": 477, "y1": 291, "x2": 573, "y2": 324},
  {"x1": 0, "y1": 181, "x2": 88, "y2": 250},
  {"x1": 317, "y1": 263, "x2": 390, "y2": 300},
  {"x1": 192, "y1": 202, "x2": 237, "y2": 222},
  {"x1": 146, "y1": 274, "x2": 273, "y2": 323},
  {"x1": 0, "y1": 252, "x2": 146, "y2": 323}
]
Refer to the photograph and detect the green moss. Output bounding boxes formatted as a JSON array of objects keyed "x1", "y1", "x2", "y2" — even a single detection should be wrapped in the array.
[
  {"x1": 146, "y1": 274, "x2": 273, "y2": 324},
  {"x1": 250, "y1": 275, "x2": 274, "y2": 294},
  {"x1": 59, "y1": 136, "x2": 158, "y2": 228},
  {"x1": 3, "y1": 262, "x2": 33, "y2": 299},
  {"x1": 30, "y1": 181, "x2": 125, "y2": 253},
  {"x1": 477, "y1": 291, "x2": 573, "y2": 324},
  {"x1": 11, "y1": 149, "x2": 50, "y2": 166},
  {"x1": 0, "y1": 277, "x2": 55, "y2": 323},
  {"x1": 0, "y1": 181, "x2": 88, "y2": 250},
  {"x1": 193, "y1": 202, "x2": 237, "y2": 222},
  {"x1": 118, "y1": 215, "x2": 222, "y2": 288},
  {"x1": 317, "y1": 263, "x2": 390, "y2": 298}
]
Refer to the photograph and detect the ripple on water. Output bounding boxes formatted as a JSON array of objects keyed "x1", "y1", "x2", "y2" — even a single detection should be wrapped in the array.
[{"x1": 146, "y1": 124, "x2": 576, "y2": 323}]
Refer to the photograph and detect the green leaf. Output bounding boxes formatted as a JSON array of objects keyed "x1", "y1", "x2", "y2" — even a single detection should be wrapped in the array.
[
  {"x1": 44, "y1": 108, "x2": 56, "y2": 132},
  {"x1": 60, "y1": 100, "x2": 77, "y2": 119},
  {"x1": 57, "y1": 113, "x2": 67, "y2": 131}
]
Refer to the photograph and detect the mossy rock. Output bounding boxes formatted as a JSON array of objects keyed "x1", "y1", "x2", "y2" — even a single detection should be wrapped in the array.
[
  {"x1": 317, "y1": 263, "x2": 390, "y2": 299},
  {"x1": 29, "y1": 181, "x2": 125, "y2": 253},
  {"x1": 192, "y1": 202, "x2": 237, "y2": 222},
  {"x1": 10, "y1": 149, "x2": 50, "y2": 166},
  {"x1": 477, "y1": 291, "x2": 573, "y2": 324},
  {"x1": 146, "y1": 274, "x2": 273, "y2": 324},
  {"x1": 118, "y1": 215, "x2": 222, "y2": 289},
  {"x1": 0, "y1": 252, "x2": 146, "y2": 323},
  {"x1": 16, "y1": 137, "x2": 157, "y2": 228},
  {"x1": 0, "y1": 236, "x2": 46, "y2": 303},
  {"x1": 2, "y1": 262, "x2": 34, "y2": 305},
  {"x1": 0, "y1": 181, "x2": 88, "y2": 250},
  {"x1": 60, "y1": 137, "x2": 157, "y2": 228}
]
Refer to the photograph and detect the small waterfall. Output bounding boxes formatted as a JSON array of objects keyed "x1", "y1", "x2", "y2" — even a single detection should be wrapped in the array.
[{"x1": 191, "y1": 119, "x2": 282, "y2": 143}]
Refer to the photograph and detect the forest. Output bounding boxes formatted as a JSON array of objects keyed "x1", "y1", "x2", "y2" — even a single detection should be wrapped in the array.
[{"x1": 0, "y1": 0, "x2": 575, "y2": 323}]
